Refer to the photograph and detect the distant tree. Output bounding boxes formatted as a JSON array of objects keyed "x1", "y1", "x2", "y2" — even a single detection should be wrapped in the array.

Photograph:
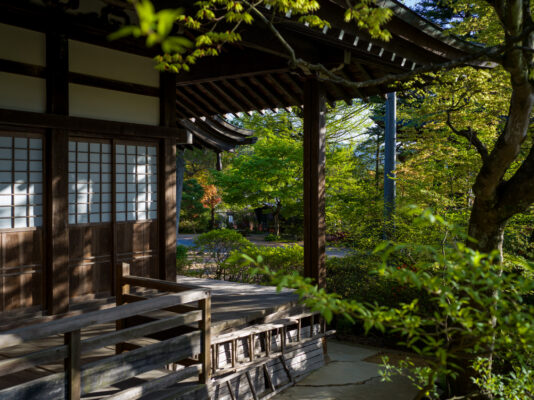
[
  {"x1": 180, "y1": 179, "x2": 206, "y2": 232},
  {"x1": 201, "y1": 184, "x2": 222, "y2": 229}
]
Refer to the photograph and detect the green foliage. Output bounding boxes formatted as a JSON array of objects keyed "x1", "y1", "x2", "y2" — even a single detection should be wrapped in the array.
[
  {"x1": 243, "y1": 211, "x2": 534, "y2": 399},
  {"x1": 179, "y1": 179, "x2": 208, "y2": 233},
  {"x1": 111, "y1": 0, "x2": 392, "y2": 73},
  {"x1": 176, "y1": 244, "x2": 190, "y2": 274},
  {"x1": 193, "y1": 229, "x2": 251, "y2": 279},
  {"x1": 224, "y1": 244, "x2": 303, "y2": 283},
  {"x1": 264, "y1": 233, "x2": 281, "y2": 241}
]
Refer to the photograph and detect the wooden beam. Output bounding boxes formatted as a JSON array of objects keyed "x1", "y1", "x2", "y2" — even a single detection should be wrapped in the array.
[
  {"x1": 45, "y1": 29, "x2": 70, "y2": 315},
  {"x1": 0, "y1": 108, "x2": 186, "y2": 141},
  {"x1": 264, "y1": 74, "x2": 301, "y2": 106},
  {"x1": 206, "y1": 82, "x2": 246, "y2": 115},
  {"x1": 181, "y1": 86, "x2": 220, "y2": 115},
  {"x1": 303, "y1": 78, "x2": 326, "y2": 288},
  {"x1": 235, "y1": 78, "x2": 270, "y2": 112},
  {"x1": 175, "y1": 48, "x2": 289, "y2": 86},
  {"x1": 159, "y1": 72, "x2": 178, "y2": 282}
]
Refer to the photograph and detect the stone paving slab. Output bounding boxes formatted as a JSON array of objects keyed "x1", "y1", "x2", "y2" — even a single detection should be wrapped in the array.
[{"x1": 274, "y1": 340, "x2": 419, "y2": 400}]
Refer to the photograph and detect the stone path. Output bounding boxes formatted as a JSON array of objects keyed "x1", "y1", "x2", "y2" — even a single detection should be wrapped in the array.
[
  {"x1": 273, "y1": 340, "x2": 419, "y2": 400},
  {"x1": 177, "y1": 233, "x2": 353, "y2": 258}
]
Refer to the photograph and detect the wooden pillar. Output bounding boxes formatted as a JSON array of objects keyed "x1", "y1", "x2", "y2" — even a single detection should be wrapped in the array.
[
  {"x1": 383, "y1": 92, "x2": 397, "y2": 239},
  {"x1": 44, "y1": 29, "x2": 70, "y2": 314},
  {"x1": 158, "y1": 72, "x2": 177, "y2": 281},
  {"x1": 303, "y1": 78, "x2": 326, "y2": 288}
]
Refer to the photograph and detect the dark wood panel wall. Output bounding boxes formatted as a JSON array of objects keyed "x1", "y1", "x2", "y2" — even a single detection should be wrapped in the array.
[
  {"x1": 0, "y1": 24, "x2": 184, "y2": 316},
  {"x1": 0, "y1": 229, "x2": 43, "y2": 313}
]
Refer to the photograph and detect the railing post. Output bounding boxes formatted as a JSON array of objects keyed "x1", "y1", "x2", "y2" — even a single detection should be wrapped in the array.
[
  {"x1": 116, "y1": 262, "x2": 131, "y2": 354},
  {"x1": 199, "y1": 294, "x2": 211, "y2": 384},
  {"x1": 65, "y1": 329, "x2": 81, "y2": 400}
]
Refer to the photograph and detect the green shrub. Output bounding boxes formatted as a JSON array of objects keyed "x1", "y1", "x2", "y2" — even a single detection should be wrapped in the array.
[
  {"x1": 264, "y1": 233, "x2": 281, "y2": 242},
  {"x1": 224, "y1": 244, "x2": 303, "y2": 283},
  {"x1": 193, "y1": 229, "x2": 251, "y2": 279},
  {"x1": 176, "y1": 245, "x2": 190, "y2": 274},
  {"x1": 250, "y1": 212, "x2": 534, "y2": 400}
]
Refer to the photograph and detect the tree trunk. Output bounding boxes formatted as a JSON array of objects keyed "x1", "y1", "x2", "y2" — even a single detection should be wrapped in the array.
[
  {"x1": 448, "y1": 200, "x2": 507, "y2": 396},
  {"x1": 273, "y1": 201, "x2": 282, "y2": 236},
  {"x1": 467, "y1": 199, "x2": 506, "y2": 257},
  {"x1": 209, "y1": 207, "x2": 215, "y2": 230}
]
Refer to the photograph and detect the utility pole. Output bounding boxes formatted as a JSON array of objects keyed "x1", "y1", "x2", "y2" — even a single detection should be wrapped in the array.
[{"x1": 383, "y1": 92, "x2": 396, "y2": 239}]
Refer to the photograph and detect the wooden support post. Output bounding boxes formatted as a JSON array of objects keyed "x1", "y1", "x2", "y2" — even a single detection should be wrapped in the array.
[
  {"x1": 249, "y1": 333, "x2": 254, "y2": 362},
  {"x1": 246, "y1": 370, "x2": 259, "y2": 400},
  {"x1": 231, "y1": 339, "x2": 236, "y2": 368},
  {"x1": 383, "y1": 92, "x2": 397, "y2": 239},
  {"x1": 158, "y1": 138, "x2": 177, "y2": 282},
  {"x1": 199, "y1": 295, "x2": 211, "y2": 384},
  {"x1": 159, "y1": 72, "x2": 178, "y2": 282},
  {"x1": 45, "y1": 29, "x2": 70, "y2": 315},
  {"x1": 303, "y1": 78, "x2": 326, "y2": 288},
  {"x1": 65, "y1": 329, "x2": 81, "y2": 400},
  {"x1": 116, "y1": 262, "x2": 130, "y2": 354}
]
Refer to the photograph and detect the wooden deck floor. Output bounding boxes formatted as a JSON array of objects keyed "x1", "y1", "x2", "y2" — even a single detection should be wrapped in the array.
[
  {"x1": 176, "y1": 276, "x2": 300, "y2": 334},
  {"x1": 0, "y1": 278, "x2": 302, "y2": 396}
]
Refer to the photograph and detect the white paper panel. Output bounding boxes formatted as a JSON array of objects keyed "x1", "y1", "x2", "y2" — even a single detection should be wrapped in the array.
[
  {"x1": 0, "y1": 72, "x2": 46, "y2": 113},
  {"x1": 0, "y1": 23, "x2": 46, "y2": 66},
  {"x1": 69, "y1": 39, "x2": 159, "y2": 87},
  {"x1": 69, "y1": 84, "x2": 159, "y2": 126}
]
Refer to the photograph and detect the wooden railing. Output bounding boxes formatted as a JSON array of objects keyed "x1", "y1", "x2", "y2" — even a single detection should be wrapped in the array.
[{"x1": 0, "y1": 268, "x2": 211, "y2": 400}]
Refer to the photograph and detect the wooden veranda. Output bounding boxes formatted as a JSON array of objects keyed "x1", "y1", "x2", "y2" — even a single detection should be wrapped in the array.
[{"x1": 0, "y1": 0, "x2": 481, "y2": 399}]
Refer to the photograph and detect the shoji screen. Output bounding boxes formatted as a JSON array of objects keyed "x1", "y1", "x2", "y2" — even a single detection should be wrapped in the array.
[
  {"x1": 68, "y1": 140, "x2": 112, "y2": 224},
  {"x1": 0, "y1": 135, "x2": 43, "y2": 229}
]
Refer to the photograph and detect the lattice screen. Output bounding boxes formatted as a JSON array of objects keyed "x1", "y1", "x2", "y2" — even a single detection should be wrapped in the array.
[
  {"x1": 68, "y1": 140, "x2": 112, "y2": 224},
  {"x1": 115, "y1": 144, "x2": 157, "y2": 222},
  {"x1": 0, "y1": 135, "x2": 43, "y2": 229}
]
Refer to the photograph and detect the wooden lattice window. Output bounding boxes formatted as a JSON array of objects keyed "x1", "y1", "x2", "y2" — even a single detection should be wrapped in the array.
[
  {"x1": 115, "y1": 143, "x2": 157, "y2": 222},
  {"x1": 68, "y1": 140, "x2": 112, "y2": 224},
  {"x1": 0, "y1": 134, "x2": 43, "y2": 229}
]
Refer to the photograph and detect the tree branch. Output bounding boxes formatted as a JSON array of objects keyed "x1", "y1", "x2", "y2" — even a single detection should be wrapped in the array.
[
  {"x1": 243, "y1": 1, "x2": 534, "y2": 91},
  {"x1": 446, "y1": 112, "x2": 489, "y2": 162}
]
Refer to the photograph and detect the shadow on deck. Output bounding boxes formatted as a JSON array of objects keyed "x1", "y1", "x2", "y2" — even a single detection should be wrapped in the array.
[{"x1": 0, "y1": 275, "x2": 323, "y2": 400}]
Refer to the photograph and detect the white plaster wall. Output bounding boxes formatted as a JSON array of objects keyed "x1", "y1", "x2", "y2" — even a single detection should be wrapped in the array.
[
  {"x1": 69, "y1": 40, "x2": 159, "y2": 87},
  {"x1": 69, "y1": 84, "x2": 159, "y2": 126},
  {"x1": 0, "y1": 72, "x2": 46, "y2": 113},
  {"x1": 0, "y1": 23, "x2": 46, "y2": 66}
]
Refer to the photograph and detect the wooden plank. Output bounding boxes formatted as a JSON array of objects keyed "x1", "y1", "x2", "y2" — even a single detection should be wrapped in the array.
[
  {"x1": 81, "y1": 331, "x2": 201, "y2": 395},
  {"x1": 44, "y1": 28, "x2": 70, "y2": 315},
  {"x1": 0, "y1": 344, "x2": 67, "y2": 377},
  {"x1": 121, "y1": 275, "x2": 196, "y2": 293},
  {"x1": 65, "y1": 329, "x2": 81, "y2": 400},
  {"x1": 69, "y1": 72, "x2": 158, "y2": 97},
  {"x1": 199, "y1": 296, "x2": 211, "y2": 384},
  {"x1": 0, "y1": 58, "x2": 45, "y2": 78},
  {"x1": 303, "y1": 78, "x2": 327, "y2": 288},
  {"x1": 0, "y1": 289, "x2": 209, "y2": 349},
  {"x1": 105, "y1": 364, "x2": 201, "y2": 400},
  {"x1": 0, "y1": 371, "x2": 65, "y2": 400},
  {"x1": 264, "y1": 363, "x2": 276, "y2": 392},
  {"x1": 83, "y1": 310, "x2": 202, "y2": 352},
  {"x1": 246, "y1": 370, "x2": 259, "y2": 400},
  {"x1": 121, "y1": 293, "x2": 199, "y2": 314},
  {"x1": 0, "y1": 108, "x2": 187, "y2": 142}
]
